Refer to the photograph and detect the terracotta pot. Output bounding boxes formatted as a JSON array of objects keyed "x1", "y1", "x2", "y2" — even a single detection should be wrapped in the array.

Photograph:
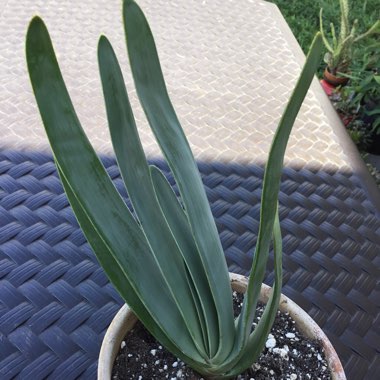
[
  {"x1": 323, "y1": 67, "x2": 349, "y2": 87},
  {"x1": 98, "y1": 273, "x2": 346, "y2": 380}
]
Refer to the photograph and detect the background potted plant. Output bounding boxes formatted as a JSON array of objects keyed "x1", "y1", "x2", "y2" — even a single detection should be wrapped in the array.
[
  {"x1": 319, "y1": 0, "x2": 380, "y2": 87},
  {"x1": 26, "y1": 0, "x2": 346, "y2": 378},
  {"x1": 331, "y1": 43, "x2": 380, "y2": 154}
]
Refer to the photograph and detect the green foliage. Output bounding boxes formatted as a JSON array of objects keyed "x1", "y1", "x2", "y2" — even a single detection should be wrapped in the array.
[
  {"x1": 345, "y1": 119, "x2": 373, "y2": 151},
  {"x1": 333, "y1": 43, "x2": 380, "y2": 151},
  {"x1": 26, "y1": 0, "x2": 322, "y2": 377},
  {"x1": 351, "y1": 72, "x2": 380, "y2": 134}
]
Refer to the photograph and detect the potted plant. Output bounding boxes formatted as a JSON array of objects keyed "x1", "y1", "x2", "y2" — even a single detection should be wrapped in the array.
[
  {"x1": 26, "y1": 0, "x2": 346, "y2": 378},
  {"x1": 319, "y1": 0, "x2": 380, "y2": 87}
]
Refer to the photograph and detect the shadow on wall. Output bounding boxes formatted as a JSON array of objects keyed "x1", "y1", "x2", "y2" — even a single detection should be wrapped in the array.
[{"x1": 0, "y1": 148, "x2": 379, "y2": 379}]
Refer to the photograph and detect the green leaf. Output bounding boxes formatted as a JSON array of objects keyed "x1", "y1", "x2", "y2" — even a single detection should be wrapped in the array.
[
  {"x1": 366, "y1": 109, "x2": 380, "y2": 116},
  {"x1": 207, "y1": 33, "x2": 323, "y2": 376},
  {"x1": 229, "y1": 32, "x2": 324, "y2": 364},
  {"x1": 56, "y1": 164, "x2": 189, "y2": 358},
  {"x1": 372, "y1": 118, "x2": 380, "y2": 131},
  {"x1": 26, "y1": 16, "x2": 206, "y2": 364},
  {"x1": 150, "y1": 165, "x2": 220, "y2": 358},
  {"x1": 123, "y1": 0, "x2": 235, "y2": 360},
  {"x1": 225, "y1": 208, "x2": 283, "y2": 376},
  {"x1": 97, "y1": 35, "x2": 207, "y2": 357}
]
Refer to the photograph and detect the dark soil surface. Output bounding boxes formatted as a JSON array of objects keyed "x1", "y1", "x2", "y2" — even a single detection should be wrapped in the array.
[{"x1": 112, "y1": 292, "x2": 331, "y2": 379}]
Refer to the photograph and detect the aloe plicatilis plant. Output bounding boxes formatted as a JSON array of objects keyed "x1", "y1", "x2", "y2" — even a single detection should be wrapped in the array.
[{"x1": 26, "y1": 0, "x2": 322, "y2": 377}]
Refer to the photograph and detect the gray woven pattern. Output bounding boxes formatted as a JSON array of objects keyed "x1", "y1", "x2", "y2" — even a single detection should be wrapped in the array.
[
  {"x1": 0, "y1": 152, "x2": 123, "y2": 379},
  {"x1": 1, "y1": 151, "x2": 379, "y2": 379}
]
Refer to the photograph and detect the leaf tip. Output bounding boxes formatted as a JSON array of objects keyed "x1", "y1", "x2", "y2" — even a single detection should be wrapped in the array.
[
  {"x1": 26, "y1": 16, "x2": 45, "y2": 47},
  {"x1": 26, "y1": 16, "x2": 51, "y2": 76},
  {"x1": 98, "y1": 34, "x2": 111, "y2": 57}
]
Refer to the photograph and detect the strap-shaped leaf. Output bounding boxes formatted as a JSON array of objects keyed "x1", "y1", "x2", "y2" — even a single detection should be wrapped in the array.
[
  {"x1": 97, "y1": 35, "x2": 206, "y2": 357},
  {"x1": 56, "y1": 164, "x2": 192, "y2": 361},
  {"x1": 236, "y1": 32, "x2": 323, "y2": 349},
  {"x1": 208, "y1": 33, "x2": 323, "y2": 375},
  {"x1": 205, "y1": 207, "x2": 283, "y2": 376},
  {"x1": 26, "y1": 16, "x2": 205, "y2": 363},
  {"x1": 150, "y1": 165, "x2": 219, "y2": 358},
  {"x1": 224, "y1": 208, "x2": 283, "y2": 376},
  {"x1": 123, "y1": 0, "x2": 235, "y2": 360}
]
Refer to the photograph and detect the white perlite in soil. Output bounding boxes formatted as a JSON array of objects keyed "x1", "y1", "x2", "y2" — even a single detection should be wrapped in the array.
[{"x1": 112, "y1": 292, "x2": 331, "y2": 380}]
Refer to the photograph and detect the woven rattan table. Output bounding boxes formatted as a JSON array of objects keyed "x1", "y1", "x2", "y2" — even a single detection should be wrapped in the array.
[{"x1": 1, "y1": 1, "x2": 379, "y2": 379}]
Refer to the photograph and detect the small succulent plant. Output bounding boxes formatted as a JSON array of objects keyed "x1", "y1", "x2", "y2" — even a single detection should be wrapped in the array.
[
  {"x1": 26, "y1": 1, "x2": 322, "y2": 378},
  {"x1": 320, "y1": 0, "x2": 380, "y2": 76}
]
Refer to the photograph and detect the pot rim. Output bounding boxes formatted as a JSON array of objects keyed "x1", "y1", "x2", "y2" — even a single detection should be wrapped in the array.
[{"x1": 98, "y1": 272, "x2": 346, "y2": 380}]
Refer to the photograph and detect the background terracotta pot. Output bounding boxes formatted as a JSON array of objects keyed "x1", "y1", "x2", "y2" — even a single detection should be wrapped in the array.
[
  {"x1": 98, "y1": 273, "x2": 346, "y2": 380},
  {"x1": 323, "y1": 67, "x2": 349, "y2": 87}
]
